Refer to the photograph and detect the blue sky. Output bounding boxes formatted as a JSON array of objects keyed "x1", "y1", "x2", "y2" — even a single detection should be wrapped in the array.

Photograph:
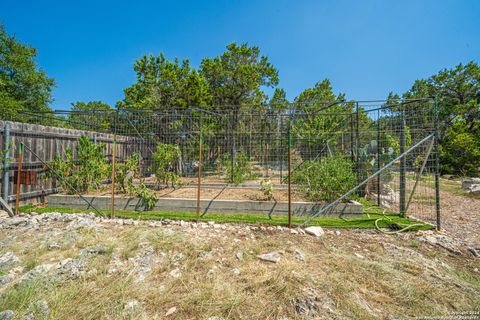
[{"x1": 2, "y1": 0, "x2": 479, "y2": 110}]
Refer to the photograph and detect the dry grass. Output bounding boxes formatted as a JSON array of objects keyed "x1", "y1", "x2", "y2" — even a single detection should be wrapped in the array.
[{"x1": 0, "y1": 221, "x2": 479, "y2": 319}]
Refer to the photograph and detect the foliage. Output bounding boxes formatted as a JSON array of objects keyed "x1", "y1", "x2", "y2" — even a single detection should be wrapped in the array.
[
  {"x1": 259, "y1": 179, "x2": 274, "y2": 200},
  {"x1": 151, "y1": 143, "x2": 181, "y2": 188},
  {"x1": 46, "y1": 136, "x2": 109, "y2": 194},
  {"x1": 200, "y1": 42, "x2": 279, "y2": 109},
  {"x1": 68, "y1": 101, "x2": 113, "y2": 132},
  {"x1": 291, "y1": 157, "x2": 356, "y2": 202},
  {"x1": 440, "y1": 121, "x2": 480, "y2": 175},
  {"x1": 269, "y1": 88, "x2": 289, "y2": 111},
  {"x1": 0, "y1": 24, "x2": 55, "y2": 123},
  {"x1": 222, "y1": 150, "x2": 256, "y2": 185},
  {"x1": 118, "y1": 53, "x2": 211, "y2": 111},
  {"x1": 399, "y1": 61, "x2": 480, "y2": 175},
  {"x1": 134, "y1": 182, "x2": 158, "y2": 210},
  {"x1": 291, "y1": 80, "x2": 368, "y2": 160},
  {"x1": 115, "y1": 153, "x2": 141, "y2": 194}
]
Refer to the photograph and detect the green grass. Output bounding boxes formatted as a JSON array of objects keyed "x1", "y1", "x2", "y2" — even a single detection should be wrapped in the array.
[{"x1": 20, "y1": 203, "x2": 433, "y2": 231}]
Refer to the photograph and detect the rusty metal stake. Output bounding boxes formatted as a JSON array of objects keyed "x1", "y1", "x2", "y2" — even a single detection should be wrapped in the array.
[{"x1": 111, "y1": 140, "x2": 116, "y2": 218}]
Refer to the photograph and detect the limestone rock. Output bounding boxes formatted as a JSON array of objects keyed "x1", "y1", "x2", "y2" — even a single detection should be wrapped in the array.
[
  {"x1": 0, "y1": 310, "x2": 14, "y2": 320},
  {"x1": 294, "y1": 249, "x2": 306, "y2": 262},
  {"x1": 0, "y1": 252, "x2": 19, "y2": 271},
  {"x1": 165, "y1": 306, "x2": 177, "y2": 316},
  {"x1": 419, "y1": 235, "x2": 462, "y2": 255},
  {"x1": 257, "y1": 252, "x2": 281, "y2": 263},
  {"x1": 461, "y1": 178, "x2": 480, "y2": 190},
  {"x1": 304, "y1": 226, "x2": 325, "y2": 237},
  {"x1": 28, "y1": 300, "x2": 49, "y2": 320}
]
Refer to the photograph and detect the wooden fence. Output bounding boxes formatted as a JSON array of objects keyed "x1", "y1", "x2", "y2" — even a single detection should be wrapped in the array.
[{"x1": 0, "y1": 120, "x2": 154, "y2": 204}]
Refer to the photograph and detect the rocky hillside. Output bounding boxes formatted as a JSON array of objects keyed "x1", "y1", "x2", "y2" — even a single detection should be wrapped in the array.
[{"x1": 0, "y1": 212, "x2": 478, "y2": 319}]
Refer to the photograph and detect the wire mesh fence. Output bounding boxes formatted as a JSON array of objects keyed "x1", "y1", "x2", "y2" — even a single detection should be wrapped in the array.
[{"x1": 0, "y1": 98, "x2": 440, "y2": 228}]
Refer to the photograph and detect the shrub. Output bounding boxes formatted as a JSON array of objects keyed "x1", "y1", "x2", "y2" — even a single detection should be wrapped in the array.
[
  {"x1": 116, "y1": 153, "x2": 141, "y2": 194},
  {"x1": 291, "y1": 156, "x2": 356, "y2": 202},
  {"x1": 135, "y1": 183, "x2": 158, "y2": 210},
  {"x1": 222, "y1": 150, "x2": 256, "y2": 185},
  {"x1": 151, "y1": 143, "x2": 181, "y2": 188},
  {"x1": 260, "y1": 179, "x2": 274, "y2": 200},
  {"x1": 46, "y1": 136, "x2": 109, "y2": 194}
]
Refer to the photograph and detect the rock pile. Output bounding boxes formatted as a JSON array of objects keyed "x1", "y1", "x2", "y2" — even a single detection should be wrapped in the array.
[{"x1": 461, "y1": 178, "x2": 480, "y2": 194}]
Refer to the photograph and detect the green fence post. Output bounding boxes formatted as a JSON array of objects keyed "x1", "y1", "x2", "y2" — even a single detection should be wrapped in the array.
[
  {"x1": 434, "y1": 97, "x2": 441, "y2": 230},
  {"x1": 287, "y1": 121, "x2": 292, "y2": 228},
  {"x1": 399, "y1": 105, "x2": 406, "y2": 217}
]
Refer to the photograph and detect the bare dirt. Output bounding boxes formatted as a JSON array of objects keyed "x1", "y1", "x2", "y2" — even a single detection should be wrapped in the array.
[
  {"x1": 86, "y1": 186, "x2": 309, "y2": 202},
  {"x1": 437, "y1": 188, "x2": 480, "y2": 248}
]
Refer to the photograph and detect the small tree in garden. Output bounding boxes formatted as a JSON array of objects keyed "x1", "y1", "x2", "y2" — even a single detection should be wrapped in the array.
[
  {"x1": 46, "y1": 136, "x2": 109, "y2": 194},
  {"x1": 151, "y1": 143, "x2": 181, "y2": 188},
  {"x1": 291, "y1": 156, "x2": 356, "y2": 202},
  {"x1": 260, "y1": 179, "x2": 274, "y2": 200},
  {"x1": 115, "y1": 153, "x2": 141, "y2": 194},
  {"x1": 222, "y1": 150, "x2": 256, "y2": 185}
]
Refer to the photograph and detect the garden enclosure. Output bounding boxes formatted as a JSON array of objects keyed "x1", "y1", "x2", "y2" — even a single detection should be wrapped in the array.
[{"x1": 0, "y1": 98, "x2": 440, "y2": 228}]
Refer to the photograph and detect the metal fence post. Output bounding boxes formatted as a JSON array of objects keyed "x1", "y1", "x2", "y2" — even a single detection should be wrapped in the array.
[
  {"x1": 196, "y1": 116, "x2": 203, "y2": 222},
  {"x1": 287, "y1": 122, "x2": 292, "y2": 228},
  {"x1": 2, "y1": 123, "x2": 10, "y2": 202},
  {"x1": 280, "y1": 116, "x2": 284, "y2": 184},
  {"x1": 355, "y1": 103, "x2": 360, "y2": 195},
  {"x1": 434, "y1": 97, "x2": 441, "y2": 230},
  {"x1": 399, "y1": 105, "x2": 406, "y2": 217},
  {"x1": 377, "y1": 111, "x2": 381, "y2": 207}
]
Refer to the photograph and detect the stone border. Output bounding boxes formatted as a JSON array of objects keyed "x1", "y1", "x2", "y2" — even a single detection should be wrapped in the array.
[{"x1": 47, "y1": 195, "x2": 363, "y2": 217}]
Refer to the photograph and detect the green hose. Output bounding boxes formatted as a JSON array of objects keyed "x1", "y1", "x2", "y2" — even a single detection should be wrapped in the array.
[{"x1": 374, "y1": 210, "x2": 427, "y2": 234}]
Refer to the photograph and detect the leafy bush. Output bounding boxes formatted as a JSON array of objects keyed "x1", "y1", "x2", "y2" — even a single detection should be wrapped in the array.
[
  {"x1": 46, "y1": 136, "x2": 109, "y2": 194},
  {"x1": 291, "y1": 156, "x2": 356, "y2": 202},
  {"x1": 151, "y1": 143, "x2": 181, "y2": 188},
  {"x1": 222, "y1": 150, "x2": 256, "y2": 185},
  {"x1": 260, "y1": 179, "x2": 274, "y2": 200},
  {"x1": 135, "y1": 182, "x2": 158, "y2": 210},
  {"x1": 116, "y1": 153, "x2": 141, "y2": 194}
]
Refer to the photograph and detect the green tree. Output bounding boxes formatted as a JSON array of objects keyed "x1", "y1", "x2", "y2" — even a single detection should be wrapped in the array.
[
  {"x1": 68, "y1": 101, "x2": 113, "y2": 132},
  {"x1": 291, "y1": 80, "x2": 356, "y2": 159},
  {"x1": 402, "y1": 61, "x2": 480, "y2": 175},
  {"x1": 0, "y1": 24, "x2": 55, "y2": 122},
  {"x1": 200, "y1": 43, "x2": 279, "y2": 110},
  {"x1": 269, "y1": 88, "x2": 289, "y2": 111},
  {"x1": 118, "y1": 53, "x2": 211, "y2": 111},
  {"x1": 200, "y1": 43, "x2": 279, "y2": 163}
]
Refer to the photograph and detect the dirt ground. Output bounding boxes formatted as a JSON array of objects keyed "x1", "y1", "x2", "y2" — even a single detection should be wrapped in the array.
[
  {"x1": 88, "y1": 186, "x2": 309, "y2": 202},
  {"x1": 0, "y1": 213, "x2": 478, "y2": 319},
  {"x1": 436, "y1": 181, "x2": 480, "y2": 248}
]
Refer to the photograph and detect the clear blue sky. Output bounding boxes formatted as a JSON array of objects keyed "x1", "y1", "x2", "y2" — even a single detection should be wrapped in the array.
[{"x1": 2, "y1": 0, "x2": 479, "y2": 110}]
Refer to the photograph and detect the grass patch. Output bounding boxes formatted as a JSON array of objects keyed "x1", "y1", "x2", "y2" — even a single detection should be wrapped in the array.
[{"x1": 20, "y1": 204, "x2": 432, "y2": 230}]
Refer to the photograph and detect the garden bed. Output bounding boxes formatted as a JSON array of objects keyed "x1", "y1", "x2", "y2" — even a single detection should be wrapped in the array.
[{"x1": 47, "y1": 194, "x2": 364, "y2": 217}]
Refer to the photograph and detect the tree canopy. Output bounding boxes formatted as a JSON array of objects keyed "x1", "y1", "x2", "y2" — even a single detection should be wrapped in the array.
[
  {"x1": 200, "y1": 43, "x2": 279, "y2": 111},
  {"x1": 118, "y1": 54, "x2": 211, "y2": 111},
  {"x1": 0, "y1": 24, "x2": 55, "y2": 121},
  {"x1": 400, "y1": 62, "x2": 480, "y2": 175}
]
